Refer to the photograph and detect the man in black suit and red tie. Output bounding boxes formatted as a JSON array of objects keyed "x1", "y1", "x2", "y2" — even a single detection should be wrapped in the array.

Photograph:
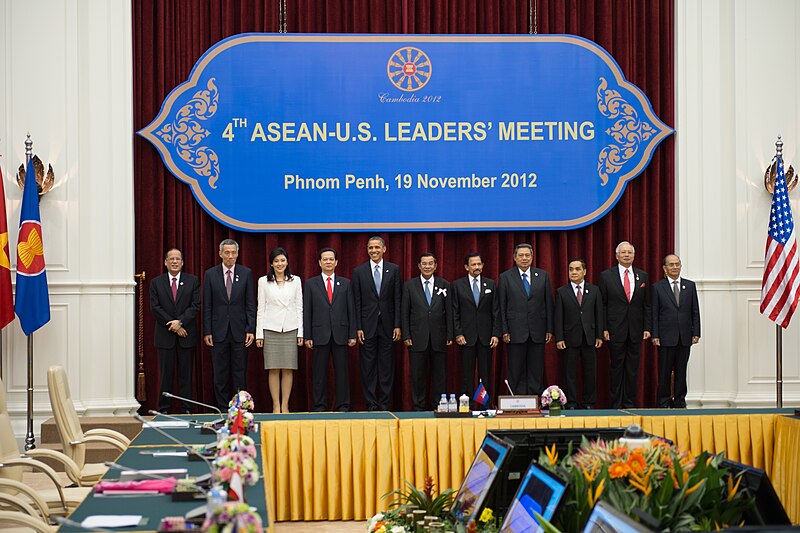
[
  {"x1": 554, "y1": 259, "x2": 603, "y2": 410},
  {"x1": 352, "y1": 236, "x2": 402, "y2": 411},
  {"x1": 150, "y1": 248, "x2": 201, "y2": 414},
  {"x1": 651, "y1": 254, "x2": 700, "y2": 408},
  {"x1": 453, "y1": 252, "x2": 500, "y2": 403},
  {"x1": 203, "y1": 239, "x2": 256, "y2": 410},
  {"x1": 498, "y1": 243, "x2": 554, "y2": 396},
  {"x1": 401, "y1": 252, "x2": 453, "y2": 411},
  {"x1": 304, "y1": 247, "x2": 357, "y2": 412},
  {"x1": 599, "y1": 241, "x2": 651, "y2": 408}
]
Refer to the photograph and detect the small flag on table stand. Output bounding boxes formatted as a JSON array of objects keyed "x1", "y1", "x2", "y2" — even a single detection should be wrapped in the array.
[{"x1": 473, "y1": 380, "x2": 490, "y2": 407}]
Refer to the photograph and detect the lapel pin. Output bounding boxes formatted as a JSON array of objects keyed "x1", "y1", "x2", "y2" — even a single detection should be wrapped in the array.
[
  {"x1": 180, "y1": 282, "x2": 184, "y2": 286},
  {"x1": 534, "y1": 272, "x2": 539, "y2": 277}
]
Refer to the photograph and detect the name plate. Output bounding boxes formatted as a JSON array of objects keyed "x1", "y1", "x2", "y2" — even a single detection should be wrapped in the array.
[{"x1": 497, "y1": 395, "x2": 539, "y2": 411}]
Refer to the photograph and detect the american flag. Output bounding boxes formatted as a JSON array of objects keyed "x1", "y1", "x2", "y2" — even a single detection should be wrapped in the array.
[{"x1": 760, "y1": 156, "x2": 800, "y2": 328}]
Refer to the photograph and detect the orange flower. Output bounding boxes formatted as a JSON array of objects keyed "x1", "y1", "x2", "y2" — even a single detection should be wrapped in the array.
[
  {"x1": 545, "y1": 443, "x2": 559, "y2": 466},
  {"x1": 627, "y1": 454, "x2": 647, "y2": 474},
  {"x1": 727, "y1": 474, "x2": 742, "y2": 502},
  {"x1": 611, "y1": 445, "x2": 628, "y2": 458},
  {"x1": 609, "y1": 462, "x2": 630, "y2": 478},
  {"x1": 685, "y1": 479, "x2": 705, "y2": 495},
  {"x1": 588, "y1": 478, "x2": 606, "y2": 507}
]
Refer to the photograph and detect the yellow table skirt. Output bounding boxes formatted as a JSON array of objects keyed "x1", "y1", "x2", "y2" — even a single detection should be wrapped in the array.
[{"x1": 261, "y1": 413, "x2": 799, "y2": 523}]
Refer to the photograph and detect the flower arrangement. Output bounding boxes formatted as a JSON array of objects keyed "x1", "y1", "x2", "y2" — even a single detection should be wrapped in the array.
[
  {"x1": 217, "y1": 433, "x2": 257, "y2": 459},
  {"x1": 213, "y1": 449, "x2": 260, "y2": 489},
  {"x1": 540, "y1": 385, "x2": 567, "y2": 409},
  {"x1": 537, "y1": 437, "x2": 754, "y2": 532},
  {"x1": 367, "y1": 477, "x2": 499, "y2": 533},
  {"x1": 203, "y1": 502, "x2": 263, "y2": 533},
  {"x1": 226, "y1": 407, "x2": 256, "y2": 434},
  {"x1": 229, "y1": 390, "x2": 255, "y2": 411}
]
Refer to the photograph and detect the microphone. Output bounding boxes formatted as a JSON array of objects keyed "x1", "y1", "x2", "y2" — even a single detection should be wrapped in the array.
[
  {"x1": 505, "y1": 379, "x2": 515, "y2": 396},
  {"x1": 52, "y1": 514, "x2": 116, "y2": 532},
  {"x1": 162, "y1": 392, "x2": 224, "y2": 423},
  {"x1": 147, "y1": 410, "x2": 195, "y2": 426},
  {"x1": 134, "y1": 414, "x2": 216, "y2": 479}
]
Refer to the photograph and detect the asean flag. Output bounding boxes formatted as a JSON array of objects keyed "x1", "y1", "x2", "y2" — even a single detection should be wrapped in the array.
[
  {"x1": 15, "y1": 159, "x2": 50, "y2": 335},
  {"x1": 0, "y1": 165, "x2": 14, "y2": 329}
]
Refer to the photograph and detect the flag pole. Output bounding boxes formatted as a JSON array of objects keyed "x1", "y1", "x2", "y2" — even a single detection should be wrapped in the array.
[
  {"x1": 23, "y1": 135, "x2": 35, "y2": 450},
  {"x1": 776, "y1": 324, "x2": 783, "y2": 408}
]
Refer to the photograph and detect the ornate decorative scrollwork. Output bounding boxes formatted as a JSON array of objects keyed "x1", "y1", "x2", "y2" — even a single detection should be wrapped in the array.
[
  {"x1": 597, "y1": 77, "x2": 656, "y2": 186},
  {"x1": 154, "y1": 78, "x2": 221, "y2": 188}
]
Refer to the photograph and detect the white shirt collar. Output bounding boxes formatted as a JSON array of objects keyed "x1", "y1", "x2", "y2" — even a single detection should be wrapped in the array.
[
  {"x1": 469, "y1": 274, "x2": 480, "y2": 285},
  {"x1": 322, "y1": 273, "x2": 336, "y2": 284},
  {"x1": 571, "y1": 281, "x2": 584, "y2": 291},
  {"x1": 618, "y1": 264, "x2": 633, "y2": 276},
  {"x1": 169, "y1": 272, "x2": 181, "y2": 283},
  {"x1": 371, "y1": 259, "x2": 383, "y2": 271},
  {"x1": 518, "y1": 267, "x2": 530, "y2": 277},
  {"x1": 420, "y1": 275, "x2": 434, "y2": 286},
  {"x1": 668, "y1": 276, "x2": 681, "y2": 285}
]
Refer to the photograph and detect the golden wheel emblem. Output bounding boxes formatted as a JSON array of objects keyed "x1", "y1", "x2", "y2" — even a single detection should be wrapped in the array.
[{"x1": 387, "y1": 47, "x2": 431, "y2": 92}]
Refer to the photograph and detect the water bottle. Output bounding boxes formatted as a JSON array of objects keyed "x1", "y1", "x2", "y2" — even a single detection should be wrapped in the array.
[
  {"x1": 438, "y1": 394, "x2": 447, "y2": 412},
  {"x1": 448, "y1": 394, "x2": 457, "y2": 413},
  {"x1": 459, "y1": 394, "x2": 470, "y2": 413},
  {"x1": 206, "y1": 484, "x2": 227, "y2": 518},
  {"x1": 216, "y1": 425, "x2": 229, "y2": 445}
]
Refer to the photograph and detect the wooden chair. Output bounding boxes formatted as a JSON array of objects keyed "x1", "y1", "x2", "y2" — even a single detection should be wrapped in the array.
[{"x1": 38, "y1": 365, "x2": 129, "y2": 486}]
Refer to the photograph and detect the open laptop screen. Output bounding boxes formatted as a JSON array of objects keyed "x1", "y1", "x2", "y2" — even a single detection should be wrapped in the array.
[
  {"x1": 499, "y1": 462, "x2": 567, "y2": 533},
  {"x1": 451, "y1": 433, "x2": 513, "y2": 523}
]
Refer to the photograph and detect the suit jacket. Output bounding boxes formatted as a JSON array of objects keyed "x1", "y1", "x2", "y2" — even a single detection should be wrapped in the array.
[
  {"x1": 303, "y1": 274, "x2": 356, "y2": 345},
  {"x1": 150, "y1": 272, "x2": 201, "y2": 349},
  {"x1": 202, "y1": 264, "x2": 256, "y2": 342},
  {"x1": 554, "y1": 282, "x2": 603, "y2": 347},
  {"x1": 352, "y1": 260, "x2": 401, "y2": 338},
  {"x1": 452, "y1": 276, "x2": 501, "y2": 346},
  {"x1": 599, "y1": 266, "x2": 651, "y2": 341},
  {"x1": 651, "y1": 277, "x2": 701, "y2": 347},
  {"x1": 401, "y1": 276, "x2": 453, "y2": 352},
  {"x1": 497, "y1": 267, "x2": 554, "y2": 343},
  {"x1": 255, "y1": 276, "x2": 303, "y2": 340}
]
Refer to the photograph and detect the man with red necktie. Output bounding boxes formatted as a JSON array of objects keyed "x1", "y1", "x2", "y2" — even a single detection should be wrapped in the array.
[
  {"x1": 150, "y1": 248, "x2": 200, "y2": 413},
  {"x1": 599, "y1": 241, "x2": 651, "y2": 408},
  {"x1": 304, "y1": 247, "x2": 357, "y2": 411}
]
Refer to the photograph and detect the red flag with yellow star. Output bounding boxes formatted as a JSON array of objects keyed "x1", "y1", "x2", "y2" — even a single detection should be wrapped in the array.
[{"x1": 0, "y1": 164, "x2": 15, "y2": 329}]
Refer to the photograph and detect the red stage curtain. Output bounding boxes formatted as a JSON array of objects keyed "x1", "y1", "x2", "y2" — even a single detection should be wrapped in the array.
[{"x1": 132, "y1": 0, "x2": 674, "y2": 413}]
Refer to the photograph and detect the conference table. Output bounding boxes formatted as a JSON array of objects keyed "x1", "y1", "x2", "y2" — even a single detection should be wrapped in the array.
[
  {"x1": 59, "y1": 415, "x2": 268, "y2": 532},
  {"x1": 60, "y1": 409, "x2": 800, "y2": 529}
]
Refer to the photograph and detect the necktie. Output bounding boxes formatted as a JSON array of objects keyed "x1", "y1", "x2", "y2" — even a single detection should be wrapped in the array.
[
  {"x1": 472, "y1": 278, "x2": 480, "y2": 305},
  {"x1": 522, "y1": 272, "x2": 531, "y2": 297},
  {"x1": 623, "y1": 269, "x2": 631, "y2": 301},
  {"x1": 374, "y1": 264, "x2": 382, "y2": 293},
  {"x1": 327, "y1": 277, "x2": 333, "y2": 303},
  {"x1": 424, "y1": 280, "x2": 432, "y2": 305},
  {"x1": 673, "y1": 280, "x2": 680, "y2": 305},
  {"x1": 225, "y1": 270, "x2": 232, "y2": 299},
  {"x1": 576, "y1": 285, "x2": 583, "y2": 305},
  {"x1": 171, "y1": 277, "x2": 178, "y2": 301}
]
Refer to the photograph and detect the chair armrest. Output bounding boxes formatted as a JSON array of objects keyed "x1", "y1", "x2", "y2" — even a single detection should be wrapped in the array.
[
  {"x1": 81, "y1": 434, "x2": 128, "y2": 452},
  {"x1": 85, "y1": 428, "x2": 131, "y2": 446},
  {"x1": 0, "y1": 482, "x2": 49, "y2": 520},
  {"x1": 0, "y1": 510, "x2": 55, "y2": 533},
  {"x1": 0, "y1": 457, "x2": 67, "y2": 512},
  {"x1": 23, "y1": 449, "x2": 82, "y2": 485}
]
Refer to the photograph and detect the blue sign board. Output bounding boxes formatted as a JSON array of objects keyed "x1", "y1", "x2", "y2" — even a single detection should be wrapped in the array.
[{"x1": 139, "y1": 34, "x2": 672, "y2": 232}]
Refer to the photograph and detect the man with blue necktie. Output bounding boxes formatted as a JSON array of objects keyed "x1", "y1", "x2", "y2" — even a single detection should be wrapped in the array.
[
  {"x1": 453, "y1": 252, "x2": 500, "y2": 403},
  {"x1": 498, "y1": 243, "x2": 554, "y2": 396},
  {"x1": 401, "y1": 252, "x2": 453, "y2": 411}
]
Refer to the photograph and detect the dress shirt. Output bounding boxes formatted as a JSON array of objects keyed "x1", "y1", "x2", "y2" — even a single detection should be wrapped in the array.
[{"x1": 618, "y1": 264, "x2": 635, "y2": 293}]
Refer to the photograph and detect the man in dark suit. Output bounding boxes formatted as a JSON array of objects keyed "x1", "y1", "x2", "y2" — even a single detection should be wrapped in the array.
[
  {"x1": 203, "y1": 239, "x2": 256, "y2": 410},
  {"x1": 651, "y1": 254, "x2": 700, "y2": 408},
  {"x1": 150, "y1": 248, "x2": 201, "y2": 414},
  {"x1": 497, "y1": 243, "x2": 554, "y2": 396},
  {"x1": 453, "y1": 252, "x2": 500, "y2": 403},
  {"x1": 554, "y1": 259, "x2": 603, "y2": 409},
  {"x1": 352, "y1": 236, "x2": 402, "y2": 411},
  {"x1": 599, "y1": 241, "x2": 651, "y2": 408},
  {"x1": 304, "y1": 247, "x2": 357, "y2": 412},
  {"x1": 401, "y1": 252, "x2": 453, "y2": 411}
]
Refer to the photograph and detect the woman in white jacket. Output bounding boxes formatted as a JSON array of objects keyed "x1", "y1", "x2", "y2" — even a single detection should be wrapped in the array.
[{"x1": 255, "y1": 247, "x2": 303, "y2": 413}]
